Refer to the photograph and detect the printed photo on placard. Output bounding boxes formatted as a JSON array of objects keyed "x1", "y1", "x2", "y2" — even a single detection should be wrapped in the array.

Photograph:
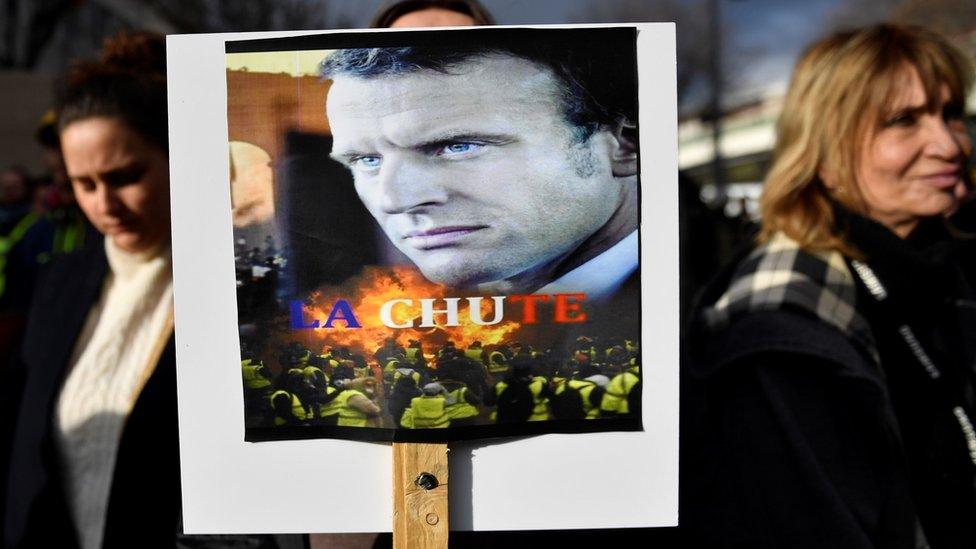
[{"x1": 226, "y1": 27, "x2": 642, "y2": 442}]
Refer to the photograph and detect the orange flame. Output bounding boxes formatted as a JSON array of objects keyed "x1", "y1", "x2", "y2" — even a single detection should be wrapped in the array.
[{"x1": 302, "y1": 266, "x2": 521, "y2": 359}]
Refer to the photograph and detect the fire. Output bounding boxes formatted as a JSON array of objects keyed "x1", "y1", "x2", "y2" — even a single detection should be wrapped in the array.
[{"x1": 303, "y1": 265, "x2": 521, "y2": 358}]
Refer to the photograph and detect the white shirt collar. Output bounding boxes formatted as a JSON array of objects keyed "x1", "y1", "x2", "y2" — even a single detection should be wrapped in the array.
[{"x1": 536, "y1": 230, "x2": 638, "y2": 302}]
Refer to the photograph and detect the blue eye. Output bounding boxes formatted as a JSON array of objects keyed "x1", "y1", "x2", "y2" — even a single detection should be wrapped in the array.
[
  {"x1": 353, "y1": 155, "x2": 382, "y2": 169},
  {"x1": 439, "y1": 142, "x2": 482, "y2": 157}
]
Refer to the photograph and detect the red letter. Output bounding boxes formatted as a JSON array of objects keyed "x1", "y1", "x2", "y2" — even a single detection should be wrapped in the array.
[
  {"x1": 509, "y1": 294, "x2": 549, "y2": 324},
  {"x1": 554, "y1": 293, "x2": 587, "y2": 323}
]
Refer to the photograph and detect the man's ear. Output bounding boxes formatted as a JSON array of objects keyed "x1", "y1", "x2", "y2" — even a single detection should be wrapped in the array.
[{"x1": 610, "y1": 119, "x2": 638, "y2": 177}]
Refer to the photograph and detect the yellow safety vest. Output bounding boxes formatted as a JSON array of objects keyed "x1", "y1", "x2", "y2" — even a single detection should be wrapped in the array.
[
  {"x1": 445, "y1": 388, "x2": 479, "y2": 421},
  {"x1": 405, "y1": 348, "x2": 422, "y2": 364},
  {"x1": 554, "y1": 379, "x2": 600, "y2": 419},
  {"x1": 402, "y1": 395, "x2": 450, "y2": 429},
  {"x1": 625, "y1": 340, "x2": 639, "y2": 355},
  {"x1": 242, "y1": 361, "x2": 271, "y2": 389},
  {"x1": 528, "y1": 377, "x2": 549, "y2": 421},
  {"x1": 601, "y1": 371, "x2": 640, "y2": 415},
  {"x1": 316, "y1": 386, "x2": 340, "y2": 418},
  {"x1": 393, "y1": 369, "x2": 421, "y2": 385},
  {"x1": 35, "y1": 212, "x2": 87, "y2": 265},
  {"x1": 270, "y1": 390, "x2": 307, "y2": 425},
  {"x1": 303, "y1": 365, "x2": 326, "y2": 383},
  {"x1": 384, "y1": 359, "x2": 400, "y2": 375},
  {"x1": 330, "y1": 389, "x2": 369, "y2": 427},
  {"x1": 464, "y1": 348, "x2": 484, "y2": 363},
  {"x1": 0, "y1": 211, "x2": 39, "y2": 297},
  {"x1": 488, "y1": 351, "x2": 508, "y2": 374},
  {"x1": 492, "y1": 378, "x2": 549, "y2": 422},
  {"x1": 317, "y1": 354, "x2": 339, "y2": 369}
]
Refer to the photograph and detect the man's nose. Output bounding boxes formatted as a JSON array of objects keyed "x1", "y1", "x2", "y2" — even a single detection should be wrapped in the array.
[{"x1": 376, "y1": 156, "x2": 449, "y2": 214}]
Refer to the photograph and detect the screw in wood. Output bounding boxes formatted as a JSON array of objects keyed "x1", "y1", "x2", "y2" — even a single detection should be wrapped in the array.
[{"x1": 415, "y1": 472, "x2": 439, "y2": 490}]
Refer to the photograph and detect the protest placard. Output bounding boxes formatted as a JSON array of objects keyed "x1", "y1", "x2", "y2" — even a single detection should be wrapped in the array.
[{"x1": 168, "y1": 23, "x2": 677, "y2": 533}]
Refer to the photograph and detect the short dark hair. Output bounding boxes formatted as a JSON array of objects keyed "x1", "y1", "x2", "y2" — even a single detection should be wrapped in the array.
[
  {"x1": 370, "y1": 0, "x2": 496, "y2": 28},
  {"x1": 320, "y1": 29, "x2": 637, "y2": 142},
  {"x1": 56, "y1": 31, "x2": 168, "y2": 151}
]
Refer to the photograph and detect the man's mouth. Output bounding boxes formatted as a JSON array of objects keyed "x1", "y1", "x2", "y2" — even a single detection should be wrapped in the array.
[{"x1": 401, "y1": 225, "x2": 487, "y2": 250}]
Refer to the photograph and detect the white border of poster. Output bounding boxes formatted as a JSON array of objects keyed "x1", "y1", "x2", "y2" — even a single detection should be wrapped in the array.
[{"x1": 168, "y1": 23, "x2": 678, "y2": 533}]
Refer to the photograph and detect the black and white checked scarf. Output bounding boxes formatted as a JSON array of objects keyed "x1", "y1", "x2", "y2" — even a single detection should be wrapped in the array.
[{"x1": 703, "y1": 232, "x2": 878, "y2": 362}]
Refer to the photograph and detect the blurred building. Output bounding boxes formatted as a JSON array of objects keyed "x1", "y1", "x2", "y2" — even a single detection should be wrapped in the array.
[{"x1": 679, "y1": 26, "x2": 976, "y2": 226}]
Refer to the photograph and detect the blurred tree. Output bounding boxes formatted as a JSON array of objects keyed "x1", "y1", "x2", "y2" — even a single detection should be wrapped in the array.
[
  {"x1": 142, "y1": 0, "x2": 344, "y2": 34},
  {"x1": 1, "y1": 0, "x2": 349, "y2": 70},
  {"x1": 890, "y1": 0, "x2": 976, "y2": 36},
  {"x1": 2, "y1": 0, "x2": 74, "y2": 68},
  {"x1": 827, "y1": 0, "x2": 976, "y2": 37},
  {"x1": 824, "y1": 0, "x2": 900, "y2": 29},
  {"x1": 570, "y1": 0, "x2": 752, "y2": 113}
]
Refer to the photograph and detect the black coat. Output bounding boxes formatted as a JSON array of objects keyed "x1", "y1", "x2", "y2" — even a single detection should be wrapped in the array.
[
  {"x1": 3, "y1": 239, "x2": 286, "y2": 549},
  {"x1": 682, "y1": 214, "x2": 976, "y2": 549}
]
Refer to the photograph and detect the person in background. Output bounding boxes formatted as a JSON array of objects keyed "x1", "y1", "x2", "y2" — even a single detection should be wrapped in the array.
[
  {"x1": 684, "y1": 24, "x2": 976, "y2": 548},
  {"x1": 0, "y1": 163, "x2": 51, "y2": 377},
  {"x1": 0, "y1": 113, "x2": 94, "y2": 322},
  {"x1": 0, "y1": 166, "x2": 41, "y2": 313},
  {"x1": 3, "y1": 32, "x2": 298, "y2": 549},
  {"x1": 0, "y1": 168, "x2": 32, "y2": 229},
  {"x1": 32, "y1": 109, "x2": 92, "y2": 264},
  {"x1": 0, "y1": 166, "x2": 43, "y2": 521},
  {"x1": 370, "y1": 0, "x2": 495, "y2": 28}
]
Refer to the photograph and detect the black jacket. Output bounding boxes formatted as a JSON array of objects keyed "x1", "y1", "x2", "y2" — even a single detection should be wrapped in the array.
[
  {"x1": 682, "y1": 214, "x2": 976, "y2": 549},
  {"x1": 3, "y1": 239, "x2": 286, "y2": 549}
]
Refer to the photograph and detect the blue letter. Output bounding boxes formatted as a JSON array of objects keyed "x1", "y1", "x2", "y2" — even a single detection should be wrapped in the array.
[
  {"x1": 290, "y1": 300, "x2": 319, "y2": 329},
  {"x1": 324, "y1": 299, "x2": 361, "y2": 328}
]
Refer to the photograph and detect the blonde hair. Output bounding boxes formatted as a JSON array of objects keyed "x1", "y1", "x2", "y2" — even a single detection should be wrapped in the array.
[{"x1": 758, "y1": 24, "x2": 973, "y2": 255}]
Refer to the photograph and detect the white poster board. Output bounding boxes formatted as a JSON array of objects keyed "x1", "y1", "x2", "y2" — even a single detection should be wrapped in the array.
[{"x1": 168, "y1": 23, "x2": 678, "y2": 533}]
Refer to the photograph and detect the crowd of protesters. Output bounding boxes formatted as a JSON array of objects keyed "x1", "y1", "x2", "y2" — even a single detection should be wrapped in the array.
[{"x1": 241, "y1": 334, "x2": 640, "y2": 430}]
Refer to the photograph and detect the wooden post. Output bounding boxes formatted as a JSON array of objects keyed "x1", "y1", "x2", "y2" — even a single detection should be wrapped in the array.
[{"x1": 393, "y1": 442, "x2": 449, "y2": 548}]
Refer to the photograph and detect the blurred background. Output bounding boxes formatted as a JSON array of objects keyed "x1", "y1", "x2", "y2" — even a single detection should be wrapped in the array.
[{"x1": 3, "y1": 0, "x2": 975, "y2": 315}]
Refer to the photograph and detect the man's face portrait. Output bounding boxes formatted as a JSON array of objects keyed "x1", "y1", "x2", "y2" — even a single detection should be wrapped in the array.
[{"x1": 327, "y1": 53, "x2": 637, "y2": 292}]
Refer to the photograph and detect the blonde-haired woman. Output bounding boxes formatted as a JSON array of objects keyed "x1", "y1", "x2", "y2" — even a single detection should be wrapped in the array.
[{"x1": 684, "y1": 25, "x2": 976, "y2": 548}]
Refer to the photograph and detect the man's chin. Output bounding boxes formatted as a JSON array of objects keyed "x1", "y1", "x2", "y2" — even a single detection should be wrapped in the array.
[{"x1": 413, "y1": 263, "x2": 493, "y2": 290}]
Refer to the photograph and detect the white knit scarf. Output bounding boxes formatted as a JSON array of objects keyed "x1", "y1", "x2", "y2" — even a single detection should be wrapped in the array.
[{"x1": 55, "y1": 238, "x2": 174, "y2": 549}]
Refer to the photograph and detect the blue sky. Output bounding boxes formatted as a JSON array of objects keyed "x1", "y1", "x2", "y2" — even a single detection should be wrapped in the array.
[{"x1": 720, "y1": 0, "x2": 843, "y2": 95}]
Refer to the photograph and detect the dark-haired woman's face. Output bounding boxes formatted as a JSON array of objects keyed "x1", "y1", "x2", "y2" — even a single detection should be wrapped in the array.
[{"x1": 61, "y1": 117, "x2": 170, "y2": 253}]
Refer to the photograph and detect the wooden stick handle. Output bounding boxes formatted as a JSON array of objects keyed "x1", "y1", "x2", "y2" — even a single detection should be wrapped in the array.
[{"x1": 393, "y1": 442, "x2": 449, "y2": 549}]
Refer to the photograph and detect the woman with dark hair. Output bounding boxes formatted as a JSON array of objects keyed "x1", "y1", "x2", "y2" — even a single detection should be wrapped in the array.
[
  {"x1": 2, "y1": 32, "x2": 289, "y2": 549},
  {"x1": 684, "y1": 24, "x2": 976, "y2": 548}
]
